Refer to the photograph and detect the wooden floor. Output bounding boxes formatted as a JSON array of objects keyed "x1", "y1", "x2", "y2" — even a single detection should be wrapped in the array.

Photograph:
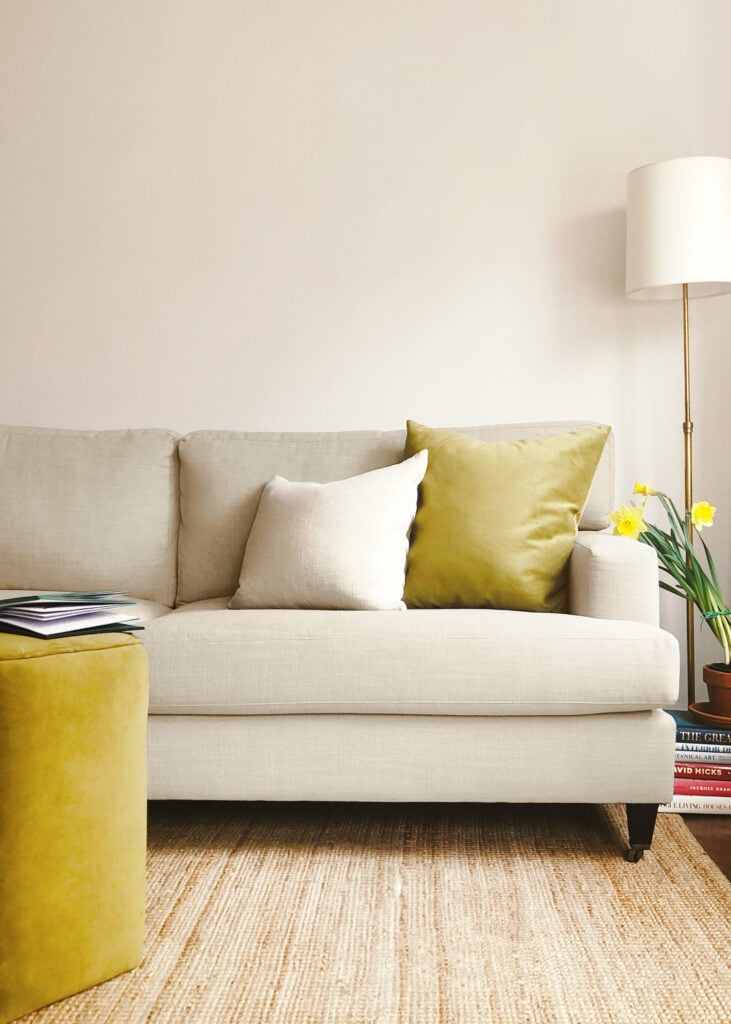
[{"x1": 682, "y1": 814, "x2": 731, "y2": 880}]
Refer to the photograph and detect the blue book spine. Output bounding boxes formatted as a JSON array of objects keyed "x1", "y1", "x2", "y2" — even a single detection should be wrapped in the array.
[{"x1": 667, "y1": 710, "x2": 731, "y2": 746}]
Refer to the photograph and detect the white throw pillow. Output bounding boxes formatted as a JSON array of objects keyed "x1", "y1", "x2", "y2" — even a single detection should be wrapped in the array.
[{"x1": 228, "y1": 450, "x2": 428, "y2": 610}]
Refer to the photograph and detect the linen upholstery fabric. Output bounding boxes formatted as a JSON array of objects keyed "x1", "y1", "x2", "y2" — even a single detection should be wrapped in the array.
[
  {"x1": 147, "y1": 710, "x2": 675, "y2": 802},
  {"x1": 176, "y1": 422, "x2": 614, "y2": 604},
  {"x1": 0, "y1": 632, "x2": 147, "y2": 1023},
  {"x1": 404, "y1": 422, "x2": 611, "y2": 611},
  {"x1": 229, "y1": 451, "x2": 428, "y2": 610},
  {"x1": 569, "y1": 532, "x2": 661, "y2": 626},
  {"x1": 0, "y1": 426, "x2": 179, "y2": 606},
  {"x1": 143, "y1": 597, "x2": 678, "y2": 716}
]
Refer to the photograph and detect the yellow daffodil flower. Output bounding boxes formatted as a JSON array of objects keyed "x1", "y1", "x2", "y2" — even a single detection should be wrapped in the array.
[
  {"x1": 691, "y1": 501, "x2": 716, "y2": 532},
  {"x1": 617, "y1": 481, "x2": 731, "y2": 663},
  {"x1": 610, "y1": 504, "x2": 648, "y2": 540}
]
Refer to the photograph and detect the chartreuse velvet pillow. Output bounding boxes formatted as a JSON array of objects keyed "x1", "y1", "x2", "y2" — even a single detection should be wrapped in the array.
[{"x1": 403, "y1": 421, "x2": 611, "y2": 612}]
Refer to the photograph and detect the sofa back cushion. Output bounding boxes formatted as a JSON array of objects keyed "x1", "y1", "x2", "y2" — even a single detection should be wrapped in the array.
[
  {"x1": 177, "y1": 421, "x2": 613, "y2": 604},
  {"x1": 0, "y1": 426, "x2": 179, "y2": 606}
]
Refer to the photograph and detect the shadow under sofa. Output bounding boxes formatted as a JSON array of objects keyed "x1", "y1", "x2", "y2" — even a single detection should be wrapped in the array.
[{"x1": 0, "y1": 420, "x2": 679, "y2": 860}]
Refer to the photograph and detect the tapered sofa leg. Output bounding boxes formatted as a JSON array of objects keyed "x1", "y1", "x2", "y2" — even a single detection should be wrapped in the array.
[{"x1": 625, "y1": 803, "x2": 659, "y2": 862}]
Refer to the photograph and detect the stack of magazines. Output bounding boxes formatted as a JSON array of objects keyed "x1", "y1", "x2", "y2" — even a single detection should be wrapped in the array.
[{"x1": 0, "y1": 592, "x2": 142, "y2": 639}]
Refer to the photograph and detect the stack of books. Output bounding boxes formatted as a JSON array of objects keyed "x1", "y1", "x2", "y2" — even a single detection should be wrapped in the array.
[
  {"x1": 0, "y1": 592, "x2": 142, "y2": 639},
  {"x1": 659, "y1": 709, "x2": 731, "y2": 814}
]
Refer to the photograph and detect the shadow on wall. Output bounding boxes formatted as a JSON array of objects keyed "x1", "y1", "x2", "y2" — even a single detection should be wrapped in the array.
[{"x1": 558, "y1": 207, "x2": 626, "y2": 306}]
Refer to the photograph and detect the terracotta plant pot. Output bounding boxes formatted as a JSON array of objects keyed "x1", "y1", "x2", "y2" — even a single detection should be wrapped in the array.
[{"x1": 703, "y1": 663, "x2": 731, "y2": 718}]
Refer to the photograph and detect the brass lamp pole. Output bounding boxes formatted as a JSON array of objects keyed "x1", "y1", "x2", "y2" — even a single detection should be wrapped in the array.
[
  {"x1": 626, "y1": 157, "x2": 731, "y2": 709},
  {"x1": 682, "y1": 282, "x2": 695, "y2": 704}
]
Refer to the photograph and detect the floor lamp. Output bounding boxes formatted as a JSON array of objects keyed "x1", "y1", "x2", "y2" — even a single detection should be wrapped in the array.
[{"x1": 625, "y1": 156, "x2": 731, "y2": 707}]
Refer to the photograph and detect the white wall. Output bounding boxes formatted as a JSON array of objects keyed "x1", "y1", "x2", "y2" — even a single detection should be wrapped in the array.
[{"x1": 2, "y1": 1, "x2": 731, "y2": 698}]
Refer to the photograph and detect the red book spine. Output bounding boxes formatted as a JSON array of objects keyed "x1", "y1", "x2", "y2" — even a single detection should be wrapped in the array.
[
  {"x1": 674, "y1": 778, "x2": 731, "y2": 796},
  {"x1": 674, "y1": 762, "x2": 731, "y2": 781}
]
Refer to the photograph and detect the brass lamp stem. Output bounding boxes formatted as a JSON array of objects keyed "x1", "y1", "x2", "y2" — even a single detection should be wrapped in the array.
[{"x1": 682, "y1": 282, "x2": 695, "y2": 707}]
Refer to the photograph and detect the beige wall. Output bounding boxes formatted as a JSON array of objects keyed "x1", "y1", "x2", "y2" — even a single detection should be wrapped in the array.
[{"x1": 2, "y1": 1, "x2": 731, "y2": 696}]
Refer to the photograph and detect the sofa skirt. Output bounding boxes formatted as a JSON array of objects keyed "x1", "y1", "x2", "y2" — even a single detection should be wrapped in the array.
[{"x1": 147, "y1": 710, "x2": 675, "y2": 804}]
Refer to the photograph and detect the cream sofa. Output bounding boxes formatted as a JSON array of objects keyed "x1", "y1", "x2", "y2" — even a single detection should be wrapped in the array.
[{"x1": 0, "y1": 421, "x2": 679, "y2": 860}]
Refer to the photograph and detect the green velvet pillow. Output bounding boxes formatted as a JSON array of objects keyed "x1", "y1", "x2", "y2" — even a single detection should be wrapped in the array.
[{"x1": 403, "y1": 421, "x2": 611, "y2": 612}]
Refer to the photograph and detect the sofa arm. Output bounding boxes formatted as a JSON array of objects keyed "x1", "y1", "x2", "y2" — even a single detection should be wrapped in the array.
[{"x1": 568, "y1": 532, "x2": 660, "y2": 626}]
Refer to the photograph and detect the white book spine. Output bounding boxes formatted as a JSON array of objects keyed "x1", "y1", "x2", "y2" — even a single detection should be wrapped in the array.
[
  {"x1": 674, "y1": 750, "x2": 731, "y2": 764},
  {"x1": 676, "y1": 741, "x2": 731, "y2": 754},
  {"x1": 659, "y1": 795, "x2": 731, "y2": 815}
]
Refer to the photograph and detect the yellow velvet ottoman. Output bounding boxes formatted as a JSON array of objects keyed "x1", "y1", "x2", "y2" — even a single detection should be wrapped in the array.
[{"x1": 0, "y1": 632, "x2": 148, "y2": 1023}]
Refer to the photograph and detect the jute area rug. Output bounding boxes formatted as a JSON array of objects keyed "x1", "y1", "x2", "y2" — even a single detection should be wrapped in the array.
[{"x1": 22, "y1": 802, "x2": 731, "y2": 1024}]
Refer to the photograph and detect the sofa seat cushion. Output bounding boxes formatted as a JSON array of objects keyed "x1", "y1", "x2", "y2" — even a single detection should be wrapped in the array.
[
  {"x1": 124, "y1": 600, "x2": 176, "y2": 624},
  {"x1": 142, "y1": 599, "x2": 678, "y2": 716}
]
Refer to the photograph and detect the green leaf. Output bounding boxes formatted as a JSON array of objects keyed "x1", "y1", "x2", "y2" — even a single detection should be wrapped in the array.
[
  {"x1": 699, "y1": 532, "x2": 722, "y2": 590},
  {"x1": 659, "y1": 581, "x2": 687, "y2": 598}
]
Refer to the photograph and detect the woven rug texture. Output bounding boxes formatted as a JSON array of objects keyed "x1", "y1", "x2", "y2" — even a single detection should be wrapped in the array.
[{"x1": 18, "y1": 802, "x2": 731, "y2": 1024}]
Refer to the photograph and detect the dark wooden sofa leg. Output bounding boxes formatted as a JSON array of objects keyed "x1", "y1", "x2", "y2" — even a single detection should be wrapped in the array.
[{"x1": 625, "y1": 804, "x2": 659, "y2": 862}]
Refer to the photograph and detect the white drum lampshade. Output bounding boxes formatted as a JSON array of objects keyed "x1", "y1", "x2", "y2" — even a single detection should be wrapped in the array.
[{"x1": 626, "y1": 156, "x2": 731, "y2": 300}]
